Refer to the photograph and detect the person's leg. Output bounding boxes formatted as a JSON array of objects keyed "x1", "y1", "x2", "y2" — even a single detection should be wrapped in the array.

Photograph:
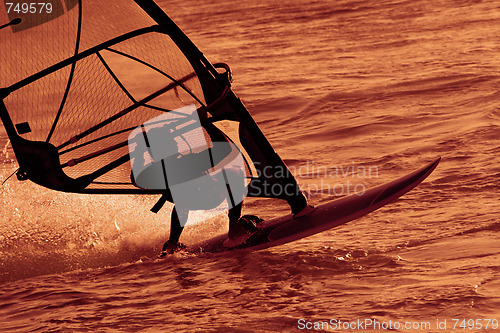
[
  {"x1": 228, "y1": 201, "x2": 243, "y2": 239},
  {"x1": 288, "y1": 192, "x2": 309, "y2": 215},
  {"x1": 223, "y1": 167, "x2": 257, "y2": 239},
  {"x1": 162, "y1": 206, "x2": 188, "y2": 253}
]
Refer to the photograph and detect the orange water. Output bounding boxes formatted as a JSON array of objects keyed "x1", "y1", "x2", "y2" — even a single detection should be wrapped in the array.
[{"x1": 1, "y1": 0, "x2": 499, "y2": 331}]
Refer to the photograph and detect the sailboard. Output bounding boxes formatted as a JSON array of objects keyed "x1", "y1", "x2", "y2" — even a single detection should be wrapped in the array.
[
  {"x1": 190, "y1": 158, "x2": 440, "y2": 254},
  {"x1": 0, "y1": 0, "x2": 440, "y2": 253}
]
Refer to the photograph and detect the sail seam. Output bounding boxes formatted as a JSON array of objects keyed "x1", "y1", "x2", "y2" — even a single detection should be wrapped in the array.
[{"x1": 96, "y1": 51, "x2": 137, "y2": 103}]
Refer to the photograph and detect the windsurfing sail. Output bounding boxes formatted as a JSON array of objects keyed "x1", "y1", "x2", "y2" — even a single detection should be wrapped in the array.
[{"x1": 0, "y1": 0, "x2": 307, "y2": 212}]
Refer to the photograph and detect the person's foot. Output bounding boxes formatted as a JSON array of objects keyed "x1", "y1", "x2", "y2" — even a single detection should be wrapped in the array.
[
  {"x1": 228, "y1": 215, "x2": 261, "y2": 240},
  {"x1": 160, "y1": 240, "x2": 186, "y2": 256}
]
